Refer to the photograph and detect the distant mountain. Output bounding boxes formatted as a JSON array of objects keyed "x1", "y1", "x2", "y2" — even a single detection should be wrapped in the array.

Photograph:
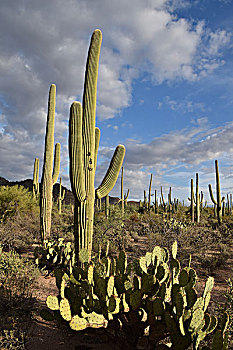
[{"x1": 0, "y1": 177, "x2": 137, "y2": 206}]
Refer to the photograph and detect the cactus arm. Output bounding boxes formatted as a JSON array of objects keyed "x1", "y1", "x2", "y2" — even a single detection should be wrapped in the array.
[
  {"x1": 69, "y1": 102, "x2": 86, "y2": 202},
  {"x1": 124, "y1": 189, "x2": 129, "y2": 201},
  {"x1": 95, "y1": 145, "x2": 125, "y2": 199},
  {"x1": 94, "y1": 127, "x2": 100, "y2": 173},
  {"x1": 33, "y1": 158, "x2": 39, "y2": 196},
  {"x1": 208, "y1": 184, "x2": 217, "y2": 205},
  {"x1": 52, "y1": 143, "x2": 60, "y2": 184},
  {"x1": 161, "y1": 186, "x2": 165, "y2": 206}
]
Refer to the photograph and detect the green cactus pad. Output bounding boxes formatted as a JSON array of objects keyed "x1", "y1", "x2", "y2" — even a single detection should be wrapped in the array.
[
  {"x1": 139, "y1": 256, "x2": 147, "y2": 273},
  {"x1": 188, "y1": 308, "x2": 205, "y2": 332},
  {"x1": 79, "y1": 248, "x2": 89, "y2": 263},
  {"x1": 152, "y1": 246, "x2": 162, "y2": 266},
  {"x1": 153, "y1": 297, "x2": 164, "y2": 316},
  {"x1": 95, "y1": 261, "x2": 106, "y2": 277},
  {"x1": 203, "y1": 276, "x2": 214, "y2": 298},
  {"x1": 185, "y1": 268, "x2": 197, "y2": 290},
  {"x1": 172, "y1": 241, "x2": 178, "y2": 259},
  {"x1": 176, "y1": 292, "x2": 185, "y2": 318},
  {"x1": 107, "y1": 276, "x2": 114, "y2": 298},
  {"x1": 124, "y1": 280, "x2": 132, "y2": 291},
  {"x1": 86, "y1": 311, "x2": 106, "y2": 325},
  {"x1": 145, "y1": 252, "x2": 152, "y2": 266},
  {"x1": 69, "y1": 315, "x2": 88, "y2": 331},
  {"x1": 220, "y1": 311, "x2": 229, "y2": 333},
  {"x1": 156, "y1": 263, "x2": 169, "y2": 284},
  {"x1": 130, "y1": 290, "x2": 142, "y2": 311},
  {"x1": 46, "y1": 295, "x2": 59, "y2": 311},
  {"x1": 60, "y1": 279, "x2": 66, "y2": 299},
  {"x1": 179, "y1": 270, "x2": 189, "y2": 287},
  {"x1": 60, "y1": 298, "x2": 72, "y2": 321},
  {"x1": 107, "y1": 295, "x2": 116, "y2": 313},
  {"x1": 171, "y1": 284, "x2": 180, "y2": 306},
  {"x1": 193, "y1": 297, "x2": 204, "y2": 311},
  {"x1": 204, "y1": 291, "x2": 211, "y2": 312},
  {"x1": 87, "y1": 264, "x2": 94, "y2": 285},
  {"x1": 171, "y1": 258, "x2": 180, "y2": 278},
  {"x1": 186, "y1": 288, "x2": 197, "y2": 309},
  {"x1": 116, "y1": 250, "x2": 127, "y2": 274}
]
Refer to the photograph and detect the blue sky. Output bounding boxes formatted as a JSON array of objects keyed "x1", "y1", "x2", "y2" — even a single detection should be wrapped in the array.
[{"x1": 0, "y1": 0, "x2": 233, "y2": 203}]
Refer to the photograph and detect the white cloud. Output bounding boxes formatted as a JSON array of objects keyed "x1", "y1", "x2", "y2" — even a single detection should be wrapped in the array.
[{"x1": 0, "y1": 0, "x2": 232, "y2": 187}]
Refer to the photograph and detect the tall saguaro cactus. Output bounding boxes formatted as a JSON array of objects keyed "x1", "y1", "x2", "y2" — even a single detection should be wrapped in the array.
[
  {"x1": 33, "y1": 158, "x2": 39, "y2": 198},
  {"x1": 69, "y1": 30, "x2": 125, "y2": 262},
  {"x1": 40, "y1": 84, "x2": 60, "y2": 242},
  {"x1": 148, "y1": 174, "x2": 153, "y2": 211},
  {"x1": 208, "y1": 160, "x2": 224, "y2": 224}
]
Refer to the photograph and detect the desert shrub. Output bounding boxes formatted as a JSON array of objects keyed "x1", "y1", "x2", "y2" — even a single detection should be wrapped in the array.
[
  {"x1": 0, "y1": 247, "x2": 39, "y2": 349},
  {"x1": 0, "y1": 185, "x2": 38, "y2": 223},
  {"x1": 0, "y1": 329, "x2": 26, "y2": 350},
  {"x1": 0, "y1": 247, "x2": 39, "y2": 301}
]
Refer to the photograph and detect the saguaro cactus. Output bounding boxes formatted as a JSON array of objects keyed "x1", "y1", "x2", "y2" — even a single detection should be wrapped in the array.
[
  {"x1": 69, "y1": 30, "x2": 125, "y2": 262},
  {"x1": 58, "y1": 177, "x2": 65, "y2": 214},
  {"x1": 148, "y1": 174, "x2": 153, "y2": 211},
  {"x1": 120, "y1": 167, "x2": 129, "y2": 215},
  {"x1": 33, "y1": 158, "x2": 39, "y2": 198},
  {"x1": 208, "y1": 160, "x2": 225, "y2": 224},
  {"x1": 40, "y1": 84, "x2": 60, "y2": 242}
]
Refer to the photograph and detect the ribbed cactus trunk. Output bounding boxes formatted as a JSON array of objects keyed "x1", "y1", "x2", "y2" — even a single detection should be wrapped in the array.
[
  {"x1": 33, "y1": 158, "x2": 39, "y2": 197},
  {"x1": 190, "y1": 178, "x2": 194, "y2": 222},
  {"x1": 121, "y1": 167, "x2": 124, "y2": 216},
  {"x1": 148, "y1": 174, "x2": 152, "y2": 212},
  {"x1": 154, "y1": 189, "x2": 158, "y2": 214},
  {"x1": 208, "y1": 160, "x2": 224, "y2": 224},
  {"x1": 69, "y1": 30, "x2": 125, "y2": 262},
  {"x1": 195, "y1": 173, "x2": 200, "y2": 223},
  {"x1": 40, "y1": 84, "x2": 60, "y2": 243}
]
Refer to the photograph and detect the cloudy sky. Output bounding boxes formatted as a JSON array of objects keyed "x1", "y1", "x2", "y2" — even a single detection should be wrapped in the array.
[{"x1": 1, "y1": 0, "x2": 233, "y2": 203}]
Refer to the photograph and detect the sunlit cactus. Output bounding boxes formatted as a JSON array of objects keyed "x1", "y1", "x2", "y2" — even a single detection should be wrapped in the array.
[
  {"x1": 69, "y1": 30, "x2": 125, "y2": 262},
  {"x1": 208, "y1": 160, "x2": 224, "y2": 224},
  {"x1": 40, "y1": 84, "x2": 60, "y2": 242}
]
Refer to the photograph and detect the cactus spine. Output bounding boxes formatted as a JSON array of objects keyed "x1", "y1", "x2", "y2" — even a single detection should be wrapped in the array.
[
  {"x1": 58, "y1": 177, "x2": 65, "y2": 214},
  {"x1": 69, "y1": 30, "x2": 125, "y2": 262},
  {"x1": 40, "y1": 84, "x2": 60, "y2": 242},
  {"x1": 33, "y1": 158, "x2": 39, "y2": 198},
  {"x1": 208, "y1": 160, "x2": 224, "y2": 224}
]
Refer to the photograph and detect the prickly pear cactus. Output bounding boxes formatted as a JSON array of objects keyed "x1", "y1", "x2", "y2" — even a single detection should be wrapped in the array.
[{"x1": 41, "y1": 241, "x2": 229, "y2": 349}]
